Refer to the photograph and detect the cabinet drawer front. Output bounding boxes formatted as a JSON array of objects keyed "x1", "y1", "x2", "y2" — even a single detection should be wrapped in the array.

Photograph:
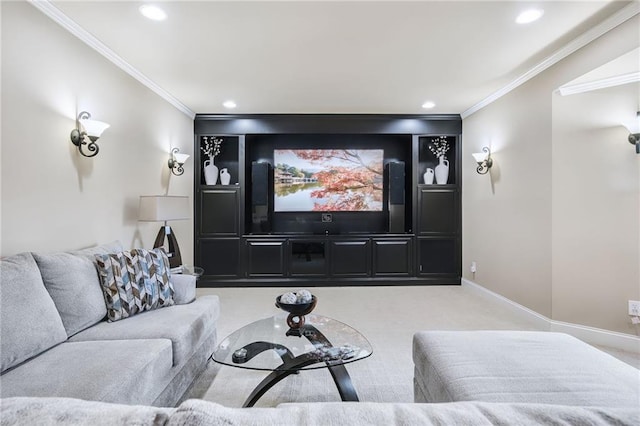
[
  {"x1": 200, "y1": 189, "x2": 239, "y2": 235},
  {"x1": 418, "y1": 238, "x2": 460, "y2": 275},
  {"x1": 331, "y1": 240, "x2": 371, "y2": 277},
  {"x1": 246, "y1": 240, "x2": 285, "y2": 276},
  {"x1": 373, "y1": 239, "x2": 412, "y2": 276},
  {"x1": 418, "y1": 189, "x2": 458, "y2": 235},
  {"x1": 198, "y1": 238, "x2": 240, "y2": 278}
]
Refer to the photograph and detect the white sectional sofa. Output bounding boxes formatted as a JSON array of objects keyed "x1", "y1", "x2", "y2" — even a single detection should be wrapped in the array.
[
  {"x1": 1, "y1": 396, "x2": 638, "y2": 425},
  {"x1": 1, "y1": 329, "x2": 638, "y2": 425},
  {"x1": 2, "y1": 245, "x2": 638, "y2": 424},
  {"x1": 0, "y1": 242, "x2": 220, "y2": 407}
]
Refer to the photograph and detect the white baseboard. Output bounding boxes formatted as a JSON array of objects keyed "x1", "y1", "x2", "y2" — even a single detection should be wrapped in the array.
[{"x1": 462, "y1": 278, "x2": 640, "y2": 354}]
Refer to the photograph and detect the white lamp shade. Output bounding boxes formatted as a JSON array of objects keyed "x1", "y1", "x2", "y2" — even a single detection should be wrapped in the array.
[
  {"x1": 472, "y1": 152, "x2": 488, "y2": 163},
  {"x1": 139, "y1": 196, "x2": 190, "y2": 222},
  {"x1": 81, "y1": 119, "x2": 110, "y2": 138},
  {"x1": 623, "y1": 112, "x2": 640, "y2": 134},
  {"x1": 174, "y1": 152, "x2": 190, "y2": 164}
]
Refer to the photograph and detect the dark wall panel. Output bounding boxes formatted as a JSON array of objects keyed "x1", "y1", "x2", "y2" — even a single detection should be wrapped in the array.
[
  {"x1": 245, "y1": 134, "x2": 411, "y2": 234},
  {"x1": 195, "y1": 114, "x2": 462, "y2": 135}
]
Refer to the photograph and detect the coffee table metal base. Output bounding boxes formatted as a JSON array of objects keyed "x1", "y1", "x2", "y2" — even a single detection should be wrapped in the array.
[{"x1": 231, "y1": 325, "x2": 360, "y2": 407}]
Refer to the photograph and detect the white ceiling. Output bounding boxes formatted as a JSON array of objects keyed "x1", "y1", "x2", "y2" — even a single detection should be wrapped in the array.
[{"x1": 40, "y1": 1, "x2": 635, "y2": 117}]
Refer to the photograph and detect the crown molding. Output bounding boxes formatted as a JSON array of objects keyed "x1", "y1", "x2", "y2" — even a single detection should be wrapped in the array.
[
  {"x1": 28, "y1": 0, "x2": 639, "y2": 122},
  {"x1": 557, "y1": 71, "x2": 640, "y2": 96},
  {"x1": 28, "y1": 0, "x2": 196, "y2": 119},
  {"x1": 462, "y1": 2, "x2": 640, "y2": 119}
]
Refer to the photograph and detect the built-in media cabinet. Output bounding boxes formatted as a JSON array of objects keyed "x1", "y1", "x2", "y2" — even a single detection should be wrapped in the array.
[{"x1": 194, "y1": 114, "x2": 461, "y2": 287}]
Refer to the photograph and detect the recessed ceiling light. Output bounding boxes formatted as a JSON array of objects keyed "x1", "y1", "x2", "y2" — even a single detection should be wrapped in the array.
[
  {"x1": 139, "y1": 5, "x2": 167, "y2": 21},
  {"x1": 516, "y1": 9, "x2": 544, "y2": 24},
  {"x1": 422, "y1": 101, "x2": 436, "y2": 109},
  {"x1": 223, "y1": 100, "x2": 237, "y2": 109}
]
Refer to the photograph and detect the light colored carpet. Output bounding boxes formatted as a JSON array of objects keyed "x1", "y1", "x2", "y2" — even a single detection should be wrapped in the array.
[{"x1": 181, "y1": 285, "x2": 638, "y2": 407}]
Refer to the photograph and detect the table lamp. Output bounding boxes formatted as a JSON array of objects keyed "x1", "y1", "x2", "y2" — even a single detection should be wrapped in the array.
[{"x1": 139, "y1": 195, "x2": 190, "y2": 269}]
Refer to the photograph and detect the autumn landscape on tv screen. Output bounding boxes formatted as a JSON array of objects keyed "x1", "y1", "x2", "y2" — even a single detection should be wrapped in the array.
[{"x1": 274, "y1": 149, "x2": 384, "y2": 212}]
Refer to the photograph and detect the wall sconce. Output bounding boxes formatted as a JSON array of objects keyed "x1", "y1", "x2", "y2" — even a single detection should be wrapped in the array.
[
  {"x1": 69, "y1": 111, "x2": 110, "y2": 157},
  {"x1": 168, "y1": 148, "x2": 190, "y2": 176},
  {"x1": 472, "y1": 147, "x2": 493, "y2": 175},
  {"x1": 623, "y1": 111, "x2": 640, "y2": 154}
]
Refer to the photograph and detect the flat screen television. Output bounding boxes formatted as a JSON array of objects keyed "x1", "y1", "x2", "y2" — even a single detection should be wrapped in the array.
[{"x1": 273, "y1": 149, "x2": 384, "y2": 212}]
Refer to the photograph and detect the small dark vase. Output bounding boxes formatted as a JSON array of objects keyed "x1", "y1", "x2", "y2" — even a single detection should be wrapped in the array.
[{"x1": 275, "y1": 295, "x2": 317, "y2": 328}]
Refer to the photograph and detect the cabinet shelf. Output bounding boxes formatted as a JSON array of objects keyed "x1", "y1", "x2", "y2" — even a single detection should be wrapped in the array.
[
  {"x1": 417, "y1": 135, "x2": 457, "y2": 186},
  {"x1": 417, "y1": 184, "x2": 457, "y2": 190},
  {"x1": 199, "y1": 184, "x2": 240, "y2": 189},
  {"x1": 199, "y1": 135, "x2": 240, "y2": 186}
]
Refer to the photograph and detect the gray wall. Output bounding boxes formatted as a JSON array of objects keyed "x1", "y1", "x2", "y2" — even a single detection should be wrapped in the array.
[
  {"x1": 463, "y1": 15, "x2": 640, "y2": 334},
  {"x1": 1, "y1": 2, "x2": 194, "y2": 260},
  {"x1": 552, "y1": 82, "x2": 639, "y2": 333}
]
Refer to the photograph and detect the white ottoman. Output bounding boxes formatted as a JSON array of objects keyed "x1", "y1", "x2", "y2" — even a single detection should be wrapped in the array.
[{"x1": 413, "y1": 331, "x2": 640, "y2": 407}]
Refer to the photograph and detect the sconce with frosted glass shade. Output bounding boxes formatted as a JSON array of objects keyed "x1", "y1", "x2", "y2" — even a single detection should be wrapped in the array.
[
  {"x1": 70, "y1": 111, "x2": 110, "y2": 157},
  {"x1": 139, "y1": 195, "x2": 190, "y2": 269},
  {"x1": 168, "y1": 148, "x2": 190, "y2": 176},
  {"x1": 472, "y1": 147, "x2": 493, "y2": 174},
  {"x1": 623, "y1": 111, "x2": 640, "y2": 154}
]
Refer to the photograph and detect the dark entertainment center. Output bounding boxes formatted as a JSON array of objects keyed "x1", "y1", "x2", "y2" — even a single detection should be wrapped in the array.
[{"x1": 194, "y1": 114, "x2": 462, "y2": 287}]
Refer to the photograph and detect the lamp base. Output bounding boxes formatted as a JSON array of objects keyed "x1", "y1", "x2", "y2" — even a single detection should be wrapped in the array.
[{"x1": 153, "y1": 225, "x2": 183, "y2": 269}]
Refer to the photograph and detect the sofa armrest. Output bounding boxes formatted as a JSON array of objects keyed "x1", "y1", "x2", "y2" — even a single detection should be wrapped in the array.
[{"x1": 171, "y1": 274, "x2": 196, "y2": 304}]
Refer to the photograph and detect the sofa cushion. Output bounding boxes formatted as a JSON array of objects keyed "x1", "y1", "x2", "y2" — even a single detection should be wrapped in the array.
[
  {"x1": 413, "y1": 330, "x2": 640, "y2": 408},
  {"x1": 171, "y1": 273, "x2": 196, "y2": 305},
  {"x1": 172, "y1": 400, "x2": 640, "y2": 425},
  {"x1": 75, "y1": 240, "x2": 125, "y2": 256},
  {"x1": 95, "y1": 248, "x2": 175, "y2": 321},
  {"x1": 0, "y1": 339, "x2": 173, "y2": 405},
  {"x1": 0, "y1": 252, "x2": 67, "y2": 373},
  {"x1": 69, "y1": 295, "x2": 220, "y2": 367},
  {"x1": 32, "y1": 241, "x2": 123, "y2": 337},
  {"x1": 34, "y1": 250, "x2": 107, "y2": 336},
  {"x1": 0, "y1": 397, "x2": 173, "y2": 426}
]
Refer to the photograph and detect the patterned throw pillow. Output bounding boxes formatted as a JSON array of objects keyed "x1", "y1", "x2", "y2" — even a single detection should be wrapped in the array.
[{"x1": 95, "y1": 248, "x2": 175, "y2": 322}]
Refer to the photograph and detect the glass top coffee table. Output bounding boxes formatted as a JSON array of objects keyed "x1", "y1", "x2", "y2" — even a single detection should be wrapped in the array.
[{"x1": 211, "y1": 313, "x2": 372, "y2": 407}]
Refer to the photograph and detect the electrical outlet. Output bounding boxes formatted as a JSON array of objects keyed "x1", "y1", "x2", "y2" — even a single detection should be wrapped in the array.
[
  {"x1": 470, "y1": 262, "x2": 477, "y2": 273},
  {"x1": 628, "y1": 300, "x2": 640, "y2": 316}
]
